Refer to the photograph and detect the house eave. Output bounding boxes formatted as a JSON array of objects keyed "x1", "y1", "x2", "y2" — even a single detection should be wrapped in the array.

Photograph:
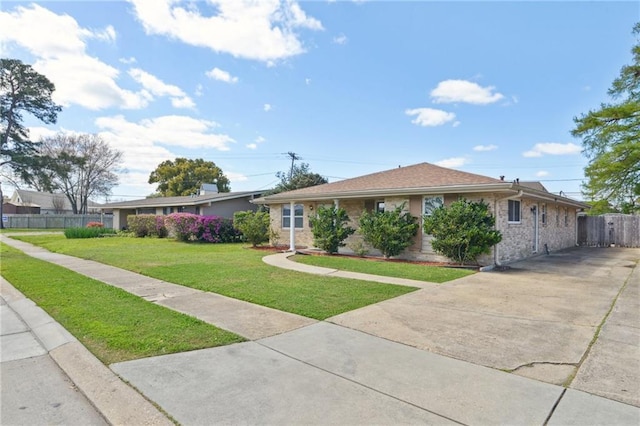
[
  {"x1": 253, "y1": 183, "x2": 589, "y2": 209},
  {"x1": 253, "y1": 183, "x2": 516, "y2": 204}
]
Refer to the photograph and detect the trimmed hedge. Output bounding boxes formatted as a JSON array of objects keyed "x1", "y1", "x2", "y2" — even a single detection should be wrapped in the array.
[{"x1": 64, "y1": 227, "x2": 117, "y2": 239}]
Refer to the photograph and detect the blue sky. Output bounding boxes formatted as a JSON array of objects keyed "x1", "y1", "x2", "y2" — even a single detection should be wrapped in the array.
[{"x1": 1, "y1": 1, "x2": 638, "y2": 202}]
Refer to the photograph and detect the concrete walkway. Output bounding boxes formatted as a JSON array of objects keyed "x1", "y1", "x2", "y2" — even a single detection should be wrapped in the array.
[
  {"x1": 2, "y1": 235, "x2": 639, "y2": 425},
  {"x1": 263, "y1": 251, "x2": 438, "y2": 289}
]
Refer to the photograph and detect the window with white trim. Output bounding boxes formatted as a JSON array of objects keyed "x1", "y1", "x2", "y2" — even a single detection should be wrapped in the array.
[
  {"x1": 423, "y1": 195, "x2": 444, "y2": 216},
  {"x1": 541, "y1": 204, "x2": 547, "y2": 225},
  {"x1": 508, "y1": 200, "x2": 521, "y2": 223},
  {"x1": 375, "y1": 201, "x2": 385, "y2": 213},
  {"x1": 282, "y1": 204, "x2": 303, "y2": 228}
]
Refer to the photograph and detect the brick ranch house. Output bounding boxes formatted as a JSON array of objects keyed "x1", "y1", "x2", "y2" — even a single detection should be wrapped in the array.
[{"x1": 252, "y1": 163, "x2": 590, "y2": 266}]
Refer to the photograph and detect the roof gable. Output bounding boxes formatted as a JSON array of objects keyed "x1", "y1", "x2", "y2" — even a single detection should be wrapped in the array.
[{"x1": 260, "y1": 162, "x2": 502, "y2": 200}]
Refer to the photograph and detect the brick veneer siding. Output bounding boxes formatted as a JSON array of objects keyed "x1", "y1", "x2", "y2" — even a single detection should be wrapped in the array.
[
  {"x1": 495, "y1": 198, "x2": 578, "y2": 264},
  {"x1": 268, "y1": 193, "x2": 579, "y2": 265}
]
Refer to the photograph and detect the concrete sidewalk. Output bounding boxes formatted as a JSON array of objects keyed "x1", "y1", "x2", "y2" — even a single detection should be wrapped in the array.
[
  {"x1": 0, "y1": 235, "x2": 315, "y2": 340},
  {"x1": 0, "y1": 277, "x2": 171, "y2": 425},
  {"x1": 2, "y1": 236, "x2": 639, "y2": 424}
]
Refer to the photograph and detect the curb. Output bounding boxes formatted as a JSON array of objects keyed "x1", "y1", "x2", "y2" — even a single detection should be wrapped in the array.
[{"x1": 0, "y1": 277, "x2": 173, "y2": 426}]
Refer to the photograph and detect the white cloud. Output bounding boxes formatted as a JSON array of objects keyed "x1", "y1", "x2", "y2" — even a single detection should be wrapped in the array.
[
  {"x1": 128, "y1": 0, "x2": 323, "y2": 62},
  {"x1": 430, "y1": 79, "x2": 504, "y2": 105},
  {"x1": 225, "y1": 171, "x2": 248, "y2": 183},
  {"x1": 27, "y1": 126, "x2": 60, "y2": 141},
  {"x1": 206, "y1": 67, "x2": 239, "y2": 84},
  {"x1": 405, "y1": 108, "x2": 456, "y2": 127},
  {"x1": 523, "y1": 142, "x2": 581, "y2": 158},
  {"x1": 94, "y1": 115, "x2": 236, "y2": 189},
  {"x1": 473, "y1": 144, "x2": 498, "y2": 152},
  {"x1": 129, "y1": 68, "x2": 195, "y2": 109},
  {"x1": 0, "y1": 4, "x2": 149, "y2": 110},
  {"x1": 333, "y1": 34, "x2": 348, "y2": 45},
  {"x1": 536, "y1": 171, "x2": 549, "y2": 177},
  {"x1": 305, "y1": 78, "x2": 311, "y2": 85},
  {"x1": 195, "y1": 84, "x2": 204, "y2": 97},
  {"x1": 255, "y1": 136, "x2": 266, "y2": 143},
  {"x1": 97, "y1": 115, "x2": 234, "y2": 149},
  {"x1": 263, "y1": 103, "x2": 272, "y2": 112},
  {"x1": 435, "y1": 157, "x2": 469, "y2": 168},
  {"x1": 91, "y1": 25, "x2": 117, "y2": 43},
  {"x1": 246, "y1": 143, "x2": 258, "y2": 150},
  {"x1": 119, "y1": 56, "x2": 137, "y2": 64}
]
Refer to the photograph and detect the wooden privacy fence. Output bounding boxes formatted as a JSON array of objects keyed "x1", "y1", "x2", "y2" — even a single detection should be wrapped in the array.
[
  {"x1": 578, "y1": 214, "x2": 640, "y2": 248},
  {"x1": 2, "y1": 214, "x2": 113, "y2": 230}
]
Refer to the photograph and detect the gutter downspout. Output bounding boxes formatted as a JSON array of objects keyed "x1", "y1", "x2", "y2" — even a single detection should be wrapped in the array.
[
  {"x1": 494, "y1": 197, "x2": 501, "y2": 267},
  {"x1": 289, "y1": 201, "x2": 296, "y2": 252}
]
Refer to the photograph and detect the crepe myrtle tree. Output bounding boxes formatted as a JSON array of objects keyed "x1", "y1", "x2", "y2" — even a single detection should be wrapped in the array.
[
  {"x1": 423, "y1": 199, "x2": 502, "y2": 265},
  {"x1": 233, "y1": 210, "x2": 270, "y2": 247},
  {"x1": 308, "y1": 205, "x2": 355, "y2": 254},
  {"x1": 358, "y1": 203, "x2": 419, "y2": 258}
]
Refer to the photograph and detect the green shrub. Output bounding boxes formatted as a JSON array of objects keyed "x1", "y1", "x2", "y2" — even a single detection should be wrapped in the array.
[
  {"x1": 358, "y1": 203, "x2": 419, "y2": 258},
  {"x1": 423, "y1": 199, "x2": 502, "y2": 264},
  {"x1": 64, "y1": 227, "x2": 116, "y2": 239},
  {"x1": 127, "y1": 215, "x2": 168, "y2": 238},
  {"x1": 164, "y1": 213, "x2": 240, "y2": 243},
  {"x1": 309, "y1": 206, "x2": 355, "y2": 254},
  {"x1": 233, "y1": 210, "x2": 270, "y2": 247}
]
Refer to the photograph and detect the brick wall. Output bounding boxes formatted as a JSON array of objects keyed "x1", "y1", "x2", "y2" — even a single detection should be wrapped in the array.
[{"x1": 268, "y1": 194, "x2": 579, "y2": 265}]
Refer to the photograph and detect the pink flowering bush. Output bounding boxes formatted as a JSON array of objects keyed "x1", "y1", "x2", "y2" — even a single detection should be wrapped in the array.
[
  {"x1": 127, "y1": 215, "x2": 168, "y2": 238},
  {"x1": 164, "y1": 213, "x2": 241, "y2": 243},
  {"x1": 165, "y1": 213, "x2": 200, "y2": 241},
  {"x1": 86, "y1": 221, "x2": 104, "y2": 228}
]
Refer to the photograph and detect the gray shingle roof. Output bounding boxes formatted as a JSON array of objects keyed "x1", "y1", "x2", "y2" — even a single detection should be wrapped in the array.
[
  {"x1": 103, "y1": 191, "x2": 263, "y2": 209},
  {"x1": 257, "y1": 162, "x2": 504, "y2": 202}
]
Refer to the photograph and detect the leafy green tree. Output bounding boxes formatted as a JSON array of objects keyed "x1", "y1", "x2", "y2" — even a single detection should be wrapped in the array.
[
  {"x1": 423, "y1": 199, "x2": 502, "y2": 264},
  {"x1": 233, "y1": 210, "x2": 270, "y2": 247},
  {"x1": 358, "y1": 203, "x2": 419, "y2": 258},
  {"x1": 1, "y1": 58, "x2": 62, "y2": 176},
  {"x1": 572, "y1": 23, "x2": 640, "y2": 213},
  {"x1": 266, "y1": 162, "x2": 327, "y2": 195},
  {"x1": 586, "y1": 199, "x2": 619, "y2": 216},
  {"x1": 309, "y1": 205, "x2": 355, "y2": 254},
  {"x1": 148, "y1": 158, "x2": 230, "y2": 196},
  {"x1": 25, "y1": 133, "x2": 122, "y2": 214}
]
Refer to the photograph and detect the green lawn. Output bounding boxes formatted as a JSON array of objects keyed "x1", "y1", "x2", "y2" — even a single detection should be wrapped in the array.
[
  {"x1": 292, "y1": 254, "x2": 474, "y2": 283},
  {"x1": 0, "y1": 243, "x2": 244, "y2": 364},
  {"x1": 10, "y1": 235, "x2": 418, "y2": 320},
  {"x1": 0, "y1": 228, "x2": 64, "y2": 233}
]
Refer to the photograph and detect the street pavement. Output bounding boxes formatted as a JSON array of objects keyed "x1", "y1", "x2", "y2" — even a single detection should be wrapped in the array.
[{"x1": 1, "y1": 234, "x2": 639, "y2": 425}]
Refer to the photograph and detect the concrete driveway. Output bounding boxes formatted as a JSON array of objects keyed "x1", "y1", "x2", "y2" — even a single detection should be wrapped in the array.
[{"x1": 328, "y1": 246, "x2": 640, "y2": 406}]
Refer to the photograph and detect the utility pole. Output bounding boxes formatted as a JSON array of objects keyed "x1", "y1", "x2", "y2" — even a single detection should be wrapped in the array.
[{"x1": 286, "y1": 152, "x2": 301, "y2": 180}]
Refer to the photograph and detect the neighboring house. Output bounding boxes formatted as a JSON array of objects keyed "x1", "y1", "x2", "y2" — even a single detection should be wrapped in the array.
[
  {"x1": 104, "y1": 186, "x2": 264, "y2": 230},
  {"x1": 3, "y1": 189, "x2": 102, "y2": 215},
  {"x1": 253, "y1": 162, "x2": 590, "y2": 265}
]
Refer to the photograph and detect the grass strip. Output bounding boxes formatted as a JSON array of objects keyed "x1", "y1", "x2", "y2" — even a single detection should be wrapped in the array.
[
  {"x1": 11, "y1": 235, "x2": 418, "y2": 320},
  {"x1": 292, "y1": 254, "x2": 474, "y2": 283},
  {"x1": 0, "y1": 242, "x2": 245, "y2": 364}
]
